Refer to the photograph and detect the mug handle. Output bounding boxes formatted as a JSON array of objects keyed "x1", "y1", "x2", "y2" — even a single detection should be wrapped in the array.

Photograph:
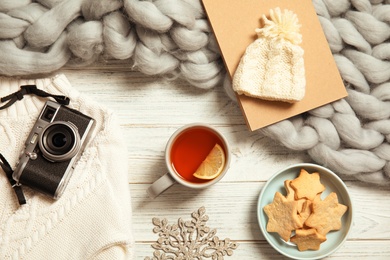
[{"x1": 147, "y1": 173, "x2": 176, "y2": 199}]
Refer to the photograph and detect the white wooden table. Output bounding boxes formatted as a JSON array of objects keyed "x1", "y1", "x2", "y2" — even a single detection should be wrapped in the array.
[{"x1": 56, "y1": 61, "x2": 390, "y2": 259}]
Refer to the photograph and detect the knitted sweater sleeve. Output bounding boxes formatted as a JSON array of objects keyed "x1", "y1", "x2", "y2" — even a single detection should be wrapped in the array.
[
  {"x1": 92, "y1": 244, "x2": 132, "y2": 260},
  {"x1": 0, "y1": 75, "x2": 134, "y2": 259}
]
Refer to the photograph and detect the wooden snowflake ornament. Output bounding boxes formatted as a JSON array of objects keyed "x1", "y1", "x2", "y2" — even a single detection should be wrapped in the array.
[{"x1": 145, "y1": 207, "x2": 238, "y2": 260}]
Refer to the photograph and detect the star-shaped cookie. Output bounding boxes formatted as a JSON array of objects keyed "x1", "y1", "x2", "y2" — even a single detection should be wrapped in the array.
[
  {"x1": 290, "y1": 228, "x2": 327, "y2": 251},
  {"x1": 305, "y1": 192, "x2": 348, "y2": 235},
  {"x1": 263, "y1": 192, "x2": 302, "y2": 241},
  {"x1": 284, "y1": 180, "x2": 306, "y2": 211},
  {"x1": 290, "y1": 169, "x2": 325, "y2": 200}
]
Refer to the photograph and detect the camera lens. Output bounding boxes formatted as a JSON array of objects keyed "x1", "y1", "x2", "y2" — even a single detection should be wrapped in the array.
[
  {"x1": 52, "y1": 133, "x2": 67, "y2": 148},
  {"x1": 39, "y1": 121, "x2": 81, "y2": 162},
  {"x1": 45, "y1": 125, "x2": 74, "y2": 155}
]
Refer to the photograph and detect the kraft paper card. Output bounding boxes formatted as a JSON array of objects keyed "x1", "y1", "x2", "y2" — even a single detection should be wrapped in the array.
[{"x1": 202, "y1": 0, "x2": 348, "y2": 131}]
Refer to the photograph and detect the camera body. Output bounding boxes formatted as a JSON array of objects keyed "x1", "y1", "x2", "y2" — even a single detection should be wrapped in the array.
[{"x1": 13, "y1": 101, "x2": 95, "y2": 199}]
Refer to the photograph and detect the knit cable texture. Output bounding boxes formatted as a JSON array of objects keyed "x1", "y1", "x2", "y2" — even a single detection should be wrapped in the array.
[
  {"x1": 0, "y1": 75, "x2": 134, "y2": 259},
  {"x1": 0, "y1": 0, "x2": 390, "y2": 185}
]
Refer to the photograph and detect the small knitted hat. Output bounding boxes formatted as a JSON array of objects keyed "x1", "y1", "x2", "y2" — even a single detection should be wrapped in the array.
[{"x1": 233, "y1": 8, "x2": 306, "y2": 103}]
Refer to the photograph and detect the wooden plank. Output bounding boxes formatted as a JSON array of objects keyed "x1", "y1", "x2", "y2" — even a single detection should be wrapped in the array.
[
  {"x1": 60, "y1": 69, "x2": 244, "y2": 126},
  {"x1": 125, "y1": 125, "x2": 311, "y2": 183},
  {"x1": 130, "y1": 182, "x2": 390, "y2": 241},
  {"x1": 55, "y1": 61, "x2": 390, "y2": 259},
  {"x1": 136, "y1": 240, "x2": 390, "y2": 259}
]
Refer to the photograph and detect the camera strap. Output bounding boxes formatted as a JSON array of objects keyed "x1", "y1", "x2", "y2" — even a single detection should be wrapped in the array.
[
  {"x1": 0, "y1": 153, "x2": 26, "y2": 206},
  {"x1": 0, "y1": 84, "x2": 70, "y2": 110},
  {"x1": 0, "y1": 85, "x2": 70, "y2": 205}
]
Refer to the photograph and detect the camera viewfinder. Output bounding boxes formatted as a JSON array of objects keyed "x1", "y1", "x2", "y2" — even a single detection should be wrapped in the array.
[{"x1": 42, "y1": 106, "x2": 57, "y2": 122}]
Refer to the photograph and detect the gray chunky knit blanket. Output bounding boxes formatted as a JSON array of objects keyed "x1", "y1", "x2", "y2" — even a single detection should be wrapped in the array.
[{"x1": 0, "y1": 0, "x2": 389, "y2": 185}]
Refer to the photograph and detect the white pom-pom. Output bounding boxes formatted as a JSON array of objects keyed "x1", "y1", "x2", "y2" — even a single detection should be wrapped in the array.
[{"x1": 255, "y1": 7, "x2": 302, "y2": 45}]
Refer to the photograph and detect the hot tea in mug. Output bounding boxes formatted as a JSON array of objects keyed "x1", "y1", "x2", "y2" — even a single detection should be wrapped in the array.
[
  {"x1": 170, "y1": 127, "x2": 226, "y2": 183},
  {"x1": 147, "y1": 123, "x2": 230, "y2": 199}
]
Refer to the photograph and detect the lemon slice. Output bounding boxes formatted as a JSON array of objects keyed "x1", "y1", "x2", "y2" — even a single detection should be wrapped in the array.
[{"x1": 193, "y1": 144, "x2": 225, "y2": 180}]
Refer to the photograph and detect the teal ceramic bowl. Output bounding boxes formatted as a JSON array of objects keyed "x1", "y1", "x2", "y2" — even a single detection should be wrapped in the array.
[{"x1": 257, "y1": 163, "x2": 353, "y2": 259}]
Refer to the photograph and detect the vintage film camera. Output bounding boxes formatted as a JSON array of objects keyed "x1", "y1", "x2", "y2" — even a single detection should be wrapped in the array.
[{"x1": 13, "y1": 101, "x2": 95, "y2": 199}]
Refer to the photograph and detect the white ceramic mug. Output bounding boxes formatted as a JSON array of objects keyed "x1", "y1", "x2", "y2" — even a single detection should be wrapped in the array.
[{"x1": 147, "y1": 123, "x2": 231, "y2": 199}]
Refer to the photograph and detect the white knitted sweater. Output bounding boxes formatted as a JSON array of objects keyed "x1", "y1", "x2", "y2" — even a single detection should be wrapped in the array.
[{"x1": 0, "y1": 75, "x2": 134, "y2": 259}]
